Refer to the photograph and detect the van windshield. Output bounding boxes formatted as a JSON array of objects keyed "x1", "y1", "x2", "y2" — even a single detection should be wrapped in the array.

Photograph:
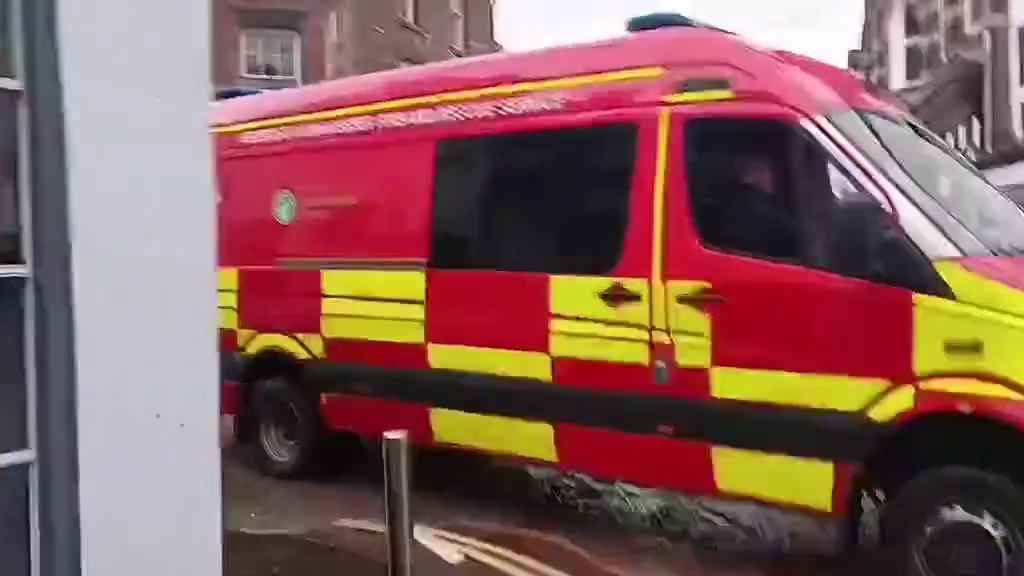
[{"x1": 829, "y1": 110, "x2": 1024, "y2": 257}]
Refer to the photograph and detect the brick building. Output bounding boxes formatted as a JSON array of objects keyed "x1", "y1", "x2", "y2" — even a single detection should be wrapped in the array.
[
  {"x1": 211, "y1": 0, "x2": 500, "y2": 94},
  {"x1": 853, "y1": 0, "x2": 1020, "y2": 158}
]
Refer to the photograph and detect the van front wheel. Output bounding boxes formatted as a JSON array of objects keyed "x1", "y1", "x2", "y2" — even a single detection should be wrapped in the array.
[
  {"x1": 251, "y1": 376, "x2": 321, "y2": 478},
  {"x1": 886, "y1": 467, "x2": 1024, "y2": 576}
]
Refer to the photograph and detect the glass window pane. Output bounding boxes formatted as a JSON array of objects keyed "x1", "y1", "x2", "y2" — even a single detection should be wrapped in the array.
[
  {"x1": 0, "y1": 278, "x2": 26, "y2": 453},
  {"x1": 0, "y1": 1, "x2": 12, "y2": 78},
  {"x1": 279, "y1": 39, "x2": 294, "y2": 77},
  {"x1": 245, "y1": 51, "x2": 258, "y2": 76},
  {"x1": 0, "y1": 90, "x2": 18, "y2": 265},
  {"x1": 906, "y1": 45, "x2": 925, "y2": 81},
  {"x1": 431, "y1": 124, "x2": 636, "y2": 274},
  {"x1": 971, "y1": 0, "x2": 984, "y2": 23},
  {"x1": 0, "y1": 465, "x2": 29, "y2": 576}
]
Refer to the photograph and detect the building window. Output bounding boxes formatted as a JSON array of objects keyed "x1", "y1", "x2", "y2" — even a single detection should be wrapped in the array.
[
  {"x1": 401, "y1": 0, "x2": 419, "y2": 25},
  {"x1": 970, "y1": 0, "x2": 984, "y2": 22},
  {"x1": 325, "y1": 10, "x2": 342, "y2": 78},
  {"x1": 451, "y1": 0, "x2": 466, "y2": 51},
  {"x1": 240, "y1": 28, "x2": 301, "y2": 81},
  {"x1": 904, "y1": 8, "x2": 932, "y2": 85},
  {"x1": 431, "y1": 124, "x2": 637, "y2": 275},
  {"x1": 0, "y1": 1, "x2": 34, "y2": 575},
  {"x1": 945, "y1": 0, "x2": 968, "y2": 46},
  {"x1": 1019, "y1": 28, "x2": 1024, "y2": 86},
  {"x1": 964, "y1": 0, "x2": 1006, "y2": 32}
]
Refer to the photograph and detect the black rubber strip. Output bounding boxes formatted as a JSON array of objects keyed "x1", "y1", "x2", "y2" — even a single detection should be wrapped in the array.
[{"x1": 288, "y1": 358, "x2": 889, "y2": 462}]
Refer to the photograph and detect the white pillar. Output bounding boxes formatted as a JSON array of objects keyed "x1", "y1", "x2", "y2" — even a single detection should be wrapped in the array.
[{"x1": 55, "y1": 0, "x2": 221, "y2": 574}]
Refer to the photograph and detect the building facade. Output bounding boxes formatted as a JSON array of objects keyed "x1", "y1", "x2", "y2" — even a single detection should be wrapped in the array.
[
  {"x1": 854, "y1": 0, "x2": 1023, "y2": 159},
  {"x1": 212, "y1": 0, "x2": 500, "y2": 94},
  {"x1": 10, "y1": 0, "x2": 221, "y2": 573}
]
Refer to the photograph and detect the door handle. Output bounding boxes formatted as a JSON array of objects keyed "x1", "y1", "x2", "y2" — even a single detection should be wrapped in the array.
[
  {"x1": 675, "y1": 290, "x2": 724, "y2": 305},
  {"x1": 944, "y1": 339, "x2": 984, "y2": 356},
  {"x1": 599, "y1": 283, "x2": 643, "y2": 307}
]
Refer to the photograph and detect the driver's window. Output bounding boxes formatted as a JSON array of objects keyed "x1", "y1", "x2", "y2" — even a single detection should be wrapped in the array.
[{"x1": 684, "y1": 117, "x2": 951, "y2": 296}]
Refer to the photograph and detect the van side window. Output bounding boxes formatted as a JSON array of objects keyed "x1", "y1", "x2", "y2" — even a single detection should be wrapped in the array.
[
  {"x1": 431, "y1": 124, "x2": 637, "y2": 275},
  {"x1": 685, "y1": 119, "x2": 802, "y2": 262},
  {"x1": 685, "y1": 117, "x2": 952, "y2": 296}
]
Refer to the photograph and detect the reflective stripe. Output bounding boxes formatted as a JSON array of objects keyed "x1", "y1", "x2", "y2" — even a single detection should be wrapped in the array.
[
  {"x1": 322, "y1": 316, "x2": 425, "y2": 344},
  {"x1": 429, "y1": 409, "x2": 558, "y2": 462},
  {"x1": 549, "y1": 334, "x2": 649, "y2": 366},
  {"x1": 866, "y1": 385, "x2": 916, "y2": 423},
  {"x1": 322, "y1": 297, "x2": 425, "y2": 321},
  {"x1": 651, "y1": 109, "x2": 671, "y2": 332},
  {"x1": 673, "y1": 334, "x2": 711, "y2": 369},
  {"x1": 321, "y1": 270, "x2": 426, "y2": 302},
  {"x1": 550, "y1": 276, "x2": 650, "y2": 327},
  {"x1": 936, "y1": 261, "x2": 1024, "y2": 319},
  {"x1": 913, "y1": 294, "x2": 1024, "y2": 384},
  {"x1": 214, "y1": 67, "x2": 666, "y2": 134},
  {"x1": 918, "y1": 378, "x2": 1024, "y2": 401},
  {"x1": 218, "y1": 291, "x2": 238, "y2": 310},
  {"x1": 549, "y1": 318, "x2": 648, "y2": 341},
  {"x1": 428, "y1": 344, "x2": 552, "y2": 382},
  {"x1": 237, "y1": 329, "x2": 257, "y2": 348},
  {"x1": 220, "y1": 309, "x2": 238, "y2": 330},
  {"x1": 663, "y1": 89, "x2": 736, "y2": 104},
  {"x1": 711, "y1": 367, "x2": 889, "y2": 412},
  {"x1": 298, "y1": 334, "x2": 325, "y2": 359},
  {"x1": 667, "y1": 281, "x2": 712, "y2": 368},
  {"x1": 712, "y1": 446, "x2": 833, "y2": 512},
  {"x1": 244, "y1": 334, "x2": 316, "y2": 360},
  {"x1": 219, "y1": 268, "x2": 239, "y2": 291}
]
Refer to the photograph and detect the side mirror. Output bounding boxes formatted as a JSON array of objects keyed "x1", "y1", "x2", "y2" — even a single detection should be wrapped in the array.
[{"x1": 830, "y1": 200, "x2": 893, "y2": 282}]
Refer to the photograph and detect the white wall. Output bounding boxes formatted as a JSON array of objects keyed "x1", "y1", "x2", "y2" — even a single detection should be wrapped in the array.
[{"x1": 56, "y1": 0, "x2": 221, "y2": 574}]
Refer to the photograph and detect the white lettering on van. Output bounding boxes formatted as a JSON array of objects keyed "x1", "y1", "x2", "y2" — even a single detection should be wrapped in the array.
[{"x1": 236, "y1": 92, "x2": 571, "y2": 145}]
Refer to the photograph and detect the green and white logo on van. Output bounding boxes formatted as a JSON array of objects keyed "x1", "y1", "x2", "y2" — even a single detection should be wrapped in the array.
[{"x1": 272, "y1": 189, "x2": 297, "y2": 225}]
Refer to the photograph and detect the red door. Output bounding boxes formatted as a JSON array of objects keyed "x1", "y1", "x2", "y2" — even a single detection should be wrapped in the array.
[{"x1": 662, "y1": 102, "x2": 921, "y2": 514}]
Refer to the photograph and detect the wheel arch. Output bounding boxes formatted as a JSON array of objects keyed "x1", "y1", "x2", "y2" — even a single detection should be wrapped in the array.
[
  {"x1": 847, "y1": 379, "x2": 1024, "y2": 548},
  {"x1": 235, "y1": 333, "x2": 322, "y2": 441}
]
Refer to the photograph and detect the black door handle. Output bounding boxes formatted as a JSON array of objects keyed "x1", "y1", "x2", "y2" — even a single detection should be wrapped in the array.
[
  {"x1": 599, "y1": 283, "x2": 643, "y2": 307},
  {"x1": 676, "y1": 290, "x2": 724, "y2": 305}
]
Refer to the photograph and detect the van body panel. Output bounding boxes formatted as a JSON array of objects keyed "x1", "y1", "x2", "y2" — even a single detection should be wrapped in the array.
[{"x1": 213, "y1": 25, "x2": 1024, "y2": 535}]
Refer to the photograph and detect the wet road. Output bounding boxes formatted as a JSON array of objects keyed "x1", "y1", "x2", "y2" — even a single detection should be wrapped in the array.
[{"x1": 222, "y1": 446, "x2": 886, "y2": 575}]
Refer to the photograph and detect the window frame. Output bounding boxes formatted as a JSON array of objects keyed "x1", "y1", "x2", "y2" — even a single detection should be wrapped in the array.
[
  {"x1": 402, "y1": 0, "x2": 419, "y2": 26},
  {"x1": 450, "y1": 0, "x2": 466, "y2": 51},
  {"x1": 966, "y1": 0, "x2": 988, "y2": 34},
  {"x1": 0, "y1": 0, "x2": 40, "y2": 574},
  {"x1": 238, "y1": 28, "x2": 302, "y2": 82},
  {"x1": 325, "y1": 10, "x2": 340, "y2": 78},
  {"x1": 681, "y1": 111, "x2": 952, "y2": 294}
]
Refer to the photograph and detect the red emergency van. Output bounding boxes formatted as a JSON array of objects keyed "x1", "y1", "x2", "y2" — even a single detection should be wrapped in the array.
[{"x1": 214, "y1": 14, "x2": 1024, "y2": 574}]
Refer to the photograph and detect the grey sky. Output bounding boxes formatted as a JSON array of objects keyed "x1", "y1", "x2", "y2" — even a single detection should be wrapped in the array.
[{"x1": 495, "y1": 0, "x2": 865, "y2": 68}]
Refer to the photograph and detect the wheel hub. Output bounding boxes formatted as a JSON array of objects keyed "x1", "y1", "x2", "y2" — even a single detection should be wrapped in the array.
[
  {"x1": 916, "y1": 505, "x2": 1013, "y2": 576},
  {"x1": 259, "y1": 397, "x2": 301, "y2": 463}
]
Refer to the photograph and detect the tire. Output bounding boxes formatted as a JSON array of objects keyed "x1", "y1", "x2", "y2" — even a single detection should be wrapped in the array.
[
  {"x1": 250, "y1": 376, "x2": 322, "y2": 478},
  {"x1": 885, "y1": 466, "x2": 1024, "y2": 576}
]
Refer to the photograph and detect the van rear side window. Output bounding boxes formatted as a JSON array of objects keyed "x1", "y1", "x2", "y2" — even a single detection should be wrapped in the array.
[{"x1": 431, "y1": 124, "x2": 637, "y2": 275}]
